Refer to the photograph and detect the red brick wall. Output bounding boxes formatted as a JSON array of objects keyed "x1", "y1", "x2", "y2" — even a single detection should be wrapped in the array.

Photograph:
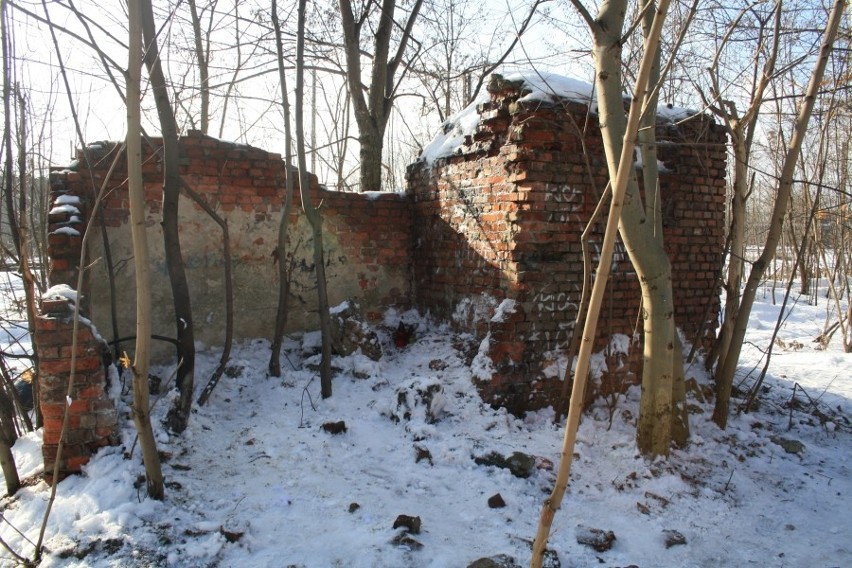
[
  {"x1": 41, "y1": 133, "x2": 413, "y2": 478},
  {"x1": 49, "y1": 132, "x2": 412, "y2": 355},
  {"x1": 43, "y1": 101, "x2": 725, "y2": 439},
  {"x1": 34, "y1": 297, "x2": 119, "y2": 484},
  {"x1": 408, "y1": 80, "x2": 727, "y2": 412}
]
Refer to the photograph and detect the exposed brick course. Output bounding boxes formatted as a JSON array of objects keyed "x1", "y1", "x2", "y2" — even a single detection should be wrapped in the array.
[
  {"x1": 407, "y1": 79, "x2": 727, "y2": 412},
  {"x1": 34, "y1": 297, "x2": 119, "y2": 484}
]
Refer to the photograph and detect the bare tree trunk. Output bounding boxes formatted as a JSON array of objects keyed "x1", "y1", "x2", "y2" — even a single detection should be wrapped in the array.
[
  {"x1": 338, "y1": 0, "x2": 423, "y2": 192},
  {"x1": 128, "y1": 0, "x2": 164, "y2": 500},
  {"x1": 712, "y1": 0, "x2": 845, "y2": 428},
  {"x1": 140, "y1": 0, "x2": 196, "y2": 433},
  {"x1": 183, "y1": 180, "x2": 234, "y2": 405},
  {"x1": 592, "y1": 0, "x2": 682, "y2": 457},
  {"x1": 187, "y1": 0, "x2": 210, "y2": 134},
  {"x1": 0, "y1": 377, "x2": 20, "y2": 495},
  {"x1": 636, "y1": 0, "x2": 689, "y2": 448},
  {"x1": 531, "y1": 1, "x2": 672, "y2": 563},
  {"x1": 712, "y1": 139, "x2": 748, "y2": 371},
  {"x1": 1, "y1": 0, "x2": 20, "y2": 260},
  {"x1": 296, "y1": 0, "x2": 332, "y2": 397},
  {"x1": 268, "y1": 0, "x2": 296, "y2": 377}
]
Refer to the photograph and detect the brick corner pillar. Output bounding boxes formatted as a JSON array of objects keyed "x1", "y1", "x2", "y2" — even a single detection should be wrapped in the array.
[{"x1": 34, "y1": 296, "x2": 120, "y2": 485}]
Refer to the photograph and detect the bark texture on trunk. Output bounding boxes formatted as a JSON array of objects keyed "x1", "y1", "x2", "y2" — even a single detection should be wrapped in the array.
[
  {"x1": 338, "y1": 0, "x2": 423, "y2": 192},
  {"x1": 140, "y1": 0, "x2": 196, "y2": 432},
  {"x1": 128, "y1": 0, "x2": 164, "y2": 499},
  {"x1": 268, "y1": 0, "x2": 295, "y2": 378},
  {"x1": 593, "y1": 0, "x2": 682, "y2": 457},
  {"x1": 0, "y1": 388, "x2": 20, "y2": 495},
  {"x1": 297, "y1": 0, "x2": 333, "y2": 397}
]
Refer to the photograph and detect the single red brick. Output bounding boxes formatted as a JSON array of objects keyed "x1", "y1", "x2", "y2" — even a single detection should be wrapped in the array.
[{"x1": 66, "y1": 455, "x2": 91, "y2": 471}]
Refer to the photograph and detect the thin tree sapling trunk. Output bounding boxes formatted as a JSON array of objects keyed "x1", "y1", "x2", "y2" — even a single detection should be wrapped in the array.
[
  {"x1": 140, "y1": 0, "x2": 196, "y2": 432},
  {"x1": 269, "y1": 0, "x2": 296, "y2": 378},
  {"x1": 531, "y1": 1, "x2": 672, "y2": 563},
  {"x1": 128, "y1": 0, "x2": 164, "y2": 499},
  {"x1": 712, "y1": 0, "x2": 845, "y2": 428},
  {"x1": 296, "y1": 0, "x2": 333, "y2": 397}
]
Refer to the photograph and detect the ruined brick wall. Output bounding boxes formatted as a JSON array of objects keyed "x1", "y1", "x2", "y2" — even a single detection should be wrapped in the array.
[
  {"x1": 41, "y1": 132, "x2": 412, "y2": 480},
  {"x1": 43, "y1": 97, "x2": 724, "y2": 436},
  {"x1": 34, "y1": 295, "x2": 119, "y2": 484},
  {"x1": 408, "y1": 80, "x2": 727, "y2": 412},
  {"x1": 49, "y1": 131, "x2": 412, "y2": 358}
]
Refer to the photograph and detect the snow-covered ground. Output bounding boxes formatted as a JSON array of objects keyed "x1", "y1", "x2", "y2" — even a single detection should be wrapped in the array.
[{"x1": 0, "y1": 276, "x2": 849, "y2": 567}]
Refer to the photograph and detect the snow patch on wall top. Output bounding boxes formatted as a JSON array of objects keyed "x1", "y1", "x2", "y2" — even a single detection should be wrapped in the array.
[{"x1": 419, "y1": 70, "x2": 694, "y2": 164}]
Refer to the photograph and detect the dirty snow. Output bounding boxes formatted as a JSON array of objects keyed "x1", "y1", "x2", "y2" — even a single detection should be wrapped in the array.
[{"x1": 0, "y1": 277, "x2": 849, "y2": 567}]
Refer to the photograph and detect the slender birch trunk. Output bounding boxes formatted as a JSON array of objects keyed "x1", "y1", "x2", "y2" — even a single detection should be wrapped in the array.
[
  {"x1": 531, "y1": 1, "x2": 672, "y2": 564},
  {"x1": 296, "y1": 0, "x2": 333, "y2": 397},
  {"x1": 127, "y1": 0, "x2": 163, "y2": 499}
]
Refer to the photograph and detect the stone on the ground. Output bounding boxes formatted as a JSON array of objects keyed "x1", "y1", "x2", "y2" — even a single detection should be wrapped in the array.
[{"x1": 576, "y1": 525, "x2": 616, "y2": 552}]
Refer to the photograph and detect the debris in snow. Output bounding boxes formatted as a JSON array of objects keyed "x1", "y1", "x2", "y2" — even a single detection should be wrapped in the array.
[
  {"x1": 663, "y1": 529, "x2": 687, "y2": 549},
  {"x1": 393, "y1": 321, "x2": 415, "y2": 348},
  {"x1": 576, "y1": 525, "x2": 617, "y2": 552},
  {"x1": 321, "y1": 421, "x2": 347, "y2": 435},
  {"x1": 219, "y1": 521, "x2": 247, "y2": 543},
  {"x1": 770, "y1": 435, "x2": 805, "y2": 455},
  {"x1": 389, "y1": 378, "x2": 447, "y2": 425},
  {"x1": 329, "y1": 300, "x2": 382, "y2": 361},
  {"x1": 487, "y1": 493, "x2": 506, "y2": 508},
  {"x1": 467, "y1": 555, "x2": 521, "y2": 568},
  {"x1": 390, "y1": 532, "x2": 423, "y2": 550},
  {"x1": 474, "y1": 451, "x2": 536, "y2": 479},
  {"x1": 414, "y1": 445, "x2": 433, "y2": 465},
  {"x1": 348, "y1": 502, "x2": 360, "y2": 513},
  {"x1": 392, "y1": 514, "x2": 422, "y2": 535}
]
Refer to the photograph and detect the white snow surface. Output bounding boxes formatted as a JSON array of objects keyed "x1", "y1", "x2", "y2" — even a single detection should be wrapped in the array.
[
  {"x1": 54, "y1": 195, "x2": 81, "y2": 206},
  {"x1": 48, "y1": 204, "x2": 81, "y2": 217},
  {"x1": 50, "y1": 227, "x2": 81, "y2": 237},
  {"x1": 43, "y1": 284, "x2": 78, "y2": 304},
  {"x1": 0, "y1": 286, "x2": 850, "y2": 567}
]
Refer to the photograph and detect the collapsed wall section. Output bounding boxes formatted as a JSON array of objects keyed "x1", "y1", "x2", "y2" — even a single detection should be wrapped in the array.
[{"x1": 409, "y1": 76, "x2": 727, "y2": 412}]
